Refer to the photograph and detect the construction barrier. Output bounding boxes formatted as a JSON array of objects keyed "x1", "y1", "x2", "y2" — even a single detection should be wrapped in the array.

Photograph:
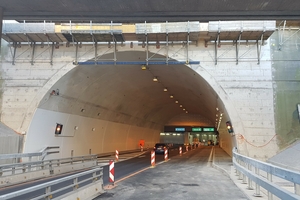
[
  {"x1": 179, "y1": 146, "x2": 182, "y2": 156},
  {"x1": 164, "y1": 148, "x2": 168, "y2": 161},
  {"x1": 109, "y1": 160, "x2": 114, "y2": 185},
  {"x1": 115, "y1": 150, "x2": 119, "y2": 162},
  {"x1": 151, "y1": 150, "x2": 155, "y2": 167}
]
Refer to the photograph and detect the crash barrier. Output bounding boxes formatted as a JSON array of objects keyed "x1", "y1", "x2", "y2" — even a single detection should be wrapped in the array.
[
  {"x1": 0, "y1": 154, "x2": 98, "y2": 187},
  {"x1": 0, "y1": 146, "x2": 59, "y2": 164},
  {"x1": 233, "y1": 148, "x2": 300, "y2": 200},
  {"x1": 0, "y1": 167, "x2": 104, "y2": 200}
]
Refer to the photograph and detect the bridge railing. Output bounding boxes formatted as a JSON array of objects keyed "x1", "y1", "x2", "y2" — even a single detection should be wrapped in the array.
[
  {"x1": 0, "y1": 154, "x2": 98, "y2": 187},
  {"x1": 0, "y1": 167, "x2": 104, "y2": 200},
  {"x1": 233, "y1": 148, "x2": 300, "y2": 200}
]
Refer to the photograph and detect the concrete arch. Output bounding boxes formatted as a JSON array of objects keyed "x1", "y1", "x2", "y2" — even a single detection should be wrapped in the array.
[{"x1": 22, "y1": 47, "x2": 247, "y2": 157}]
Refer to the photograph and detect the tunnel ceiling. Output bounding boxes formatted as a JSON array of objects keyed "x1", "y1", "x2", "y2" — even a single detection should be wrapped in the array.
[
  {"x1": 39, "y1": 51, "x2": 219, "y2": 129},
  {"x1": 1, "y1": 0, "x2": 300, "y2": 22}
]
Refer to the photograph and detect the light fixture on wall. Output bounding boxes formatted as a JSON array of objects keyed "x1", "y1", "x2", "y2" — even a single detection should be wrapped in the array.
[
  {"x1": 153, "y1": 77, "x2": 158, "y2": 82},
  {"x1": 55, "y1": 123, "x2": 63, "y2": 134},
  {"x1": 81, "y1": 109, "x2": 85, "y2": 112},
  {"x1": 163, "y1": 88, "x2": 168, "y2": 92},
  {"x1": 183, "y1": 108, "x2": 185, "y2": 111},
  {"x1": 175, "y1": 100, "x2": 178, "y2": 104},
  {"x1": 141, "y1": 65, "x2": 147, "y2": 70},
  {"x1": 185, "y1": 111, "x2": 188, "y2": 113},
  {"x1": 170, "y1": 95, "x2": 174, "y2": 98},
  {"x1": 74, "y1": 126, "x2": 78, "y2": 130},
  {"x1": 179, "y1": 105, "x2": 183, "y2": 107},
  {"x1": 92, "y1": 128, "x2": 96, "y2": 131}
]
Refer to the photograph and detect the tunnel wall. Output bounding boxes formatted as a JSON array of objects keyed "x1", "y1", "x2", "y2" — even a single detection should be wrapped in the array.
[
  {"x1": 0, "y1": 38, "x2": 278, "y2": 160},
  {"x1": 25, "y1": 108, "x2": 159, "y2": 157}
]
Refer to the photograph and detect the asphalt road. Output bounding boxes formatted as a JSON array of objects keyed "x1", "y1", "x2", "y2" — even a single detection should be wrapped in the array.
[
  {"x1": 94, "y1": 146, "x2": 250, "y2": 200},
  {"x1": 0, "y1": 147, "x2": 181, "y2": 199}
]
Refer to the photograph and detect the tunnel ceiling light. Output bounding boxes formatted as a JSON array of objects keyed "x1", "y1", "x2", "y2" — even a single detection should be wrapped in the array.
[
  {"x1": 216, "y1": 107, "x2": 219, "y2": 111},
  {"x1": 183, "y1": 108, "x2": 185, "y2": 110},
  {"x1": 81, "y1": 109, "x2": 85, "y2": 112},
  {"x1": 163, "y1": 88, "x2": 168, "y2": 92},
  {"x1": 175, "y1": 100, "x2": 179, "y2": 104},
  {"x1": 179, "y1": 105, "x2": 183, "y2": 107},
  {"x1": 220, "y1": 113, "x2": 223, "y2": 116},
  {"x1": 216, "y1": 114, "x2": 218, "y2": 117},
  {"x1": 153, "y1": 77, "x2": 158, "y2": 82},
  {"x1": 170, "y1": 95, "x2": 174, "y2": 98},
  {"x1": 186, "y1": 111, "x2": 188, "y2": 113},
  {"x1": 141, "y1": 65, "x2": 147, "y2": 70},
  {"x1": 92, "y1": 128, "x2": 96, "y2": 131}
]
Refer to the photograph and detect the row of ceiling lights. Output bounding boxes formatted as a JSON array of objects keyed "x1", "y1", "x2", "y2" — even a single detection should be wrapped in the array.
[
  {"x1": 145, "y1": 66, "x2": 188, "y2": 114},
  {"x1": 215, "y1": 107, "x2": 223, "y2": 130}
]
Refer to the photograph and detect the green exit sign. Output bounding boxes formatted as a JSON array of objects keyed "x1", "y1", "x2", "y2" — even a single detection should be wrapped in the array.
[
  {"x1": 192, "y1": 128, "x2": 202, "y2": 131},
  {"x1": 203, "y1": 128, "x2": 215, "y2": 132}
]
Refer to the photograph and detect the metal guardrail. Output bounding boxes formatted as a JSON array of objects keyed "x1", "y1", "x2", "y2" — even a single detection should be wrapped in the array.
[
  {"x1": 233, "y1": 147, "x2": 300, "y2": 200},
  {"x1": 0, "y1": 154, "x2": 97, "y2": 177},
  {"x1": 0, "y1": 167, "x2": 104, "y2": 200},
  {"x1": 0, "y1": 146, "x2": 59, "y2": 163}
]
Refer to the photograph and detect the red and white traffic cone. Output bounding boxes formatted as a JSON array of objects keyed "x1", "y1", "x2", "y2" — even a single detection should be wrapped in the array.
[
  {"x1": 179, "y1": 146, "x2": 182, "y2": 156},
  {"x1": 151, "y1": 150, "x2": 155, "y2": 167}
]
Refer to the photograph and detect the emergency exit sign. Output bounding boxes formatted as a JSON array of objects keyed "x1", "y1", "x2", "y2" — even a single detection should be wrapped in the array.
[
  {"x1": 203, "y1": 128, "x2": 215, "y2": 132},
  {"x1": 192, "y1": 128, "x2": 202, "y2": 131}
]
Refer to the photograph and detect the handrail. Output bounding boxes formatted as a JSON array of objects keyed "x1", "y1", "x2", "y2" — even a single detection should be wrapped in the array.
[
  {"x1": 0, "y1": 167, "x2": 103, "y2": 200},
  {"x1": 233, "y1": 147, "x2": 300, "y2": 200}
]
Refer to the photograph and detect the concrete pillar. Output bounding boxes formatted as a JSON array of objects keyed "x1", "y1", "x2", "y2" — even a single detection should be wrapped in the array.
[{"x1": 0, "y1": 7, "x2": 3, "y2": 53}]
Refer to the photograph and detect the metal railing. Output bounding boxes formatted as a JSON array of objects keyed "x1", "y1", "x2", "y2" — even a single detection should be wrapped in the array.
[
  {"x1": 0, "y1": 146, "x2": 59, "y2": 163},
  {"x1": 0, "y1": 167, "x2": 104, "y2": 200},
  {"x1": 233, "y1": 148, "x2": 300, "y2": 200},
  {"x1": 0, "y1": 154, "x2": 97, "y2": 177}
]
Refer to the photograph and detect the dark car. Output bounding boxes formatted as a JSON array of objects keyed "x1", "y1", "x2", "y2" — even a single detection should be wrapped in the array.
[{"x1": 154, "y1": 143, "x2": 169, "y2": 154}]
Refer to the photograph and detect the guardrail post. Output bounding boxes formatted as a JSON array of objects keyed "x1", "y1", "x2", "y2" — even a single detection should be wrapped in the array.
[
  {"x1": 12, "y1": 166, "x2": 15, "y2": 175},
  {"x1": 49, "y1": 160, "x2": 53, "y2": 175},
  {"x1": 0, "y1": 167, "x2": 2, "y2": 176},
  {"x1": 73, "y1": 177, "x2": 78, "y2": 191},
  {"x1": 295, "y1": 184, "x2": 300, "y2": 195},
  {"x1": 242, "y1": 162, "x2": 247, "y2": 184},
  {"x1": 45, "y1": 186, "x2": 52, "y2": 200},
  {"x1": 93, "y1": 171, "x2": 97, "y2": 182},
  {"x1": 267, "y1": 173, "x2": 273, "y2": 200},
  {"x1": 22, "y1": 164, "x2": 26, "y2": 173},
  {"x1": 247, "y1": 164, "x2": 253, "y2": 190},
  {"x1": 254, "y1": 167, "x2": 262, "y2": 197},
  {"x1": 238, "y1": 160, "x2": 243, "y2": 180}
]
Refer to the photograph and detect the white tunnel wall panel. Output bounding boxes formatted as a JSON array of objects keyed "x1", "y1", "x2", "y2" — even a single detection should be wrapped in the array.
[{"x1": 24, "y1": 109, "x2": 160, "y2": 158}]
